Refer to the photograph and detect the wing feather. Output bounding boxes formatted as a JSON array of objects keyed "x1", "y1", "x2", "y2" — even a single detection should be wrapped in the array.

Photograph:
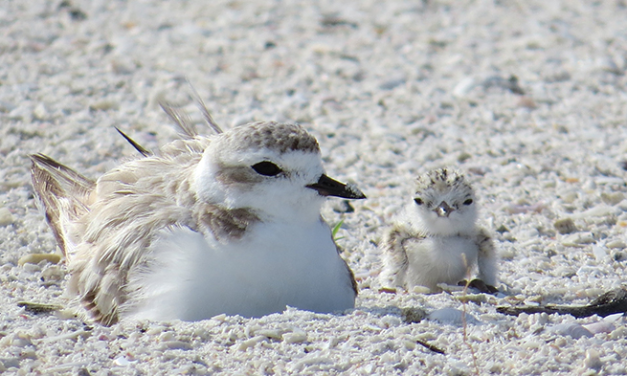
[{"x1": 30, "y1": 153, "x2": 95, "y2": 257}]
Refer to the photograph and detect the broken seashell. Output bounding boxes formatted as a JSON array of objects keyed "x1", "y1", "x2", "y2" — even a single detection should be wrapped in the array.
[
  {"x1": 428, "y1": 308, "x2": 481, "y2": 326},
  {"x1": 18, "y1": 253, "x2": 62, "y2": 266},
  {"x1": 550, "y1": 322, "x2": 593, "y2": 339}
]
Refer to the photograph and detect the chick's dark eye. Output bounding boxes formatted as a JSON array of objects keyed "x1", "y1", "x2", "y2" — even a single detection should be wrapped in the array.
[
  {"x1": 463, "y1": 199, "x2": 473, "y2": 205},
  {"x1": 251, "y1": 161, "x2": 282, "y2": 176},
  {"x1": 414, "y1": 198, "x2": 424, "y2": 205}
]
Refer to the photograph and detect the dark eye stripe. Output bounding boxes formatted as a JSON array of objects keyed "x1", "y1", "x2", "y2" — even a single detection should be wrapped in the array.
[{"x1": 251, "y1": 161, "x2": 282, "y2": 176}]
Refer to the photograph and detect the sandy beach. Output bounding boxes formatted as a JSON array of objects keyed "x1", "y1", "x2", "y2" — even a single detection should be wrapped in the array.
[{"x1": 2, "y1": 0, "x2": 627, "y2": 374}]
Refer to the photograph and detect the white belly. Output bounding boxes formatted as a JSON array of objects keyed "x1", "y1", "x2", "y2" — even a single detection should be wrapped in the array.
[
  {"x1": 125, "y1": 220, "x2": 355, "y2": 321},
  {"x1": 404, "y1": 236, "x2": 479, "y2": 290}
]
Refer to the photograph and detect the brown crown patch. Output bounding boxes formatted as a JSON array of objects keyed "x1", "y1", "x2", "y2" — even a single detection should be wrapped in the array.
[
  {"x1": 222, "y1": 122, "x2": 320, "y2": 154},
  {"x1": 415, "y1": 168, "x2": 473, "y2": 196}
]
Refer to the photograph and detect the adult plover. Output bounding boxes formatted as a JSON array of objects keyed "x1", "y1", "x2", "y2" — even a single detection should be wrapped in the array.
[
  {"x1": 30, "y1": 103, "x2": 366, "y2": 325},
  {"x1": 379, "y1": 168, "x2": 497, "y2": 292}
]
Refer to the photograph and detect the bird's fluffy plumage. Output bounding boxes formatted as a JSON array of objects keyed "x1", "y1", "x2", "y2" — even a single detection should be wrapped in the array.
[
  {"x1": 31, "y1": 117, "x2": 363, "y2": 325},
  {"x1": 379, "y1": 168, "x2": 497, "y2": 292}
]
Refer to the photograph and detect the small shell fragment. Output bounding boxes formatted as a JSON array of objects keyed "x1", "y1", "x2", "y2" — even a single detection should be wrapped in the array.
[
  {"x1": 575, "y1": 205, "x2": 618, "y2": 218},
  {"x1": 159, "y1": 341, "x2": 193, "y2": 350},
  {"x1": 582, "y1": 313, "x2": 623, "y2": 334},
  {"x1": 41, "y1": 266, "x2": 65, "y2": 282},
  {"x1": 428, "y1": 308, "x2": 480, "y2": 326},
  {"x1": 411, "y1": 285, "x2": 431, "y2": 294},
  {"x1": 18, "y1": 253, "x2": 62, "y2": 266},
  {"x1": 283, "y1": 330, "x2": 308, "y2": 344},
  {"x1": 256, "y1": 329, "x2": 284, "y2": 340},
  {"x1": 113, "y1": 356, "x2": 135, "y2": 366},
  {"x1": 601, "y1": 192, "x2": 625, "y2": 205},
  {"x1": 455, "y1": 294, "x2": 488, "y2": 304},
  {"x1": 238, "y1": 335, "x2": 267, "y2": 350},
  {"x1": 401, "y1": 307, "x2": 428, "y2": 324},
  {"x1": 561, "y1": 232, "x2": 595, "y2": 247},
  {"x1": 0, "y1": 207, "x2": 14, "y2": 226},
  {"x1": 606, "y1": 240, "x2": 626, "y2": 249},
  {"x1": 17, "y1": 301, "x2": 64, "y2": 314},
  {"x1": 554, "y1": 218, "x2": 577, "y2": 234},
  {"x1": 550, "y1": 323, "x2": 593, "y2": 339},
  {"x1": 584, "y1": 349, "x2": 603, "y2": 371}
]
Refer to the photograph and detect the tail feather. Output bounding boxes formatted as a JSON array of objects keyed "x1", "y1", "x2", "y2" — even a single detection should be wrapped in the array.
[{"x1": 30, "y1": 153, "x2": 95, "y2": 258}]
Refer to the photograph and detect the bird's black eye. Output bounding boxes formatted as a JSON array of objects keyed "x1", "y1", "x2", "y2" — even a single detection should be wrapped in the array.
[
  {"x1": 251, "y1": 161, "x2": 282, "y2": 176},
  {"x1": 414, "y1": 198, "x2": 424, "y2": 205},
  {"x1": 463, "y1": 199, "x2": 473, "y2": 205}
]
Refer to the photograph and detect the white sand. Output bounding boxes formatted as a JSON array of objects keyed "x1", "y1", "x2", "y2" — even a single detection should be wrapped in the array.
[{"x1": 2, "y1": 0, "x2": 627, "y2": 374}]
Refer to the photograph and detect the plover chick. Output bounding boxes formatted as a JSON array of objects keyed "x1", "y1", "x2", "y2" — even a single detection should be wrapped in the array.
[
  {"x1": 30, "y1": 113, "x2": 365, "y2": 325},
  {"x1": 379, "y1": 168, "x2": 497, "y2": 292}
]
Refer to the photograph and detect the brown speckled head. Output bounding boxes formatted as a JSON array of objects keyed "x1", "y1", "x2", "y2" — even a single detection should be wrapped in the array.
[
  {"x1": 218, "y1": 121, "x2": 320, "y2": 154},
  {"x1": 415, "y1": 168, "x2": 474, "y2": 205}
]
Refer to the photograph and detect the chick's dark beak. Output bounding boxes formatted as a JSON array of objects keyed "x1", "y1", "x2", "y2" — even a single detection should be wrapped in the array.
[
  {"x1": 306, "y1": 174, "x2": 366, "y2": 199},
  {"x1": 434, "y1": 201, "x2": 453, "y2": 217}
]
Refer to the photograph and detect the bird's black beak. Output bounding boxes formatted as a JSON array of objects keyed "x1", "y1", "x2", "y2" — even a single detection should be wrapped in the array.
[{"x1": 306, "y1": 174, "x2": 366, "y2": 199}]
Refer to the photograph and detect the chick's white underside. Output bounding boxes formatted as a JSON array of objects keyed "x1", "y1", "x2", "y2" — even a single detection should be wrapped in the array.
[
  {"x1": 403, "y1": 235, "x2": 479, "y2": 289},
  {"x1": 379, "y1": 168, "x2": 498, "y2": 292}
]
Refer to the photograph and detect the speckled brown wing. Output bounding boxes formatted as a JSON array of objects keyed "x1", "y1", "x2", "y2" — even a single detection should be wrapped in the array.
[
  {"x1": 67, "y1": 150, "x2": 204, "y2": 325},
  {"x1": 30, "y1": 133, "x2": 217, "y2": 325},
  {"x1": 379, "y1": 223, "x2": 425, "y2": 290},
  {"x1": 475, "y1": 227, "x2": 498, "y2": 286},
  {"x1": 66, "y1": 134, "x2": 265, "y2": 325}
]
